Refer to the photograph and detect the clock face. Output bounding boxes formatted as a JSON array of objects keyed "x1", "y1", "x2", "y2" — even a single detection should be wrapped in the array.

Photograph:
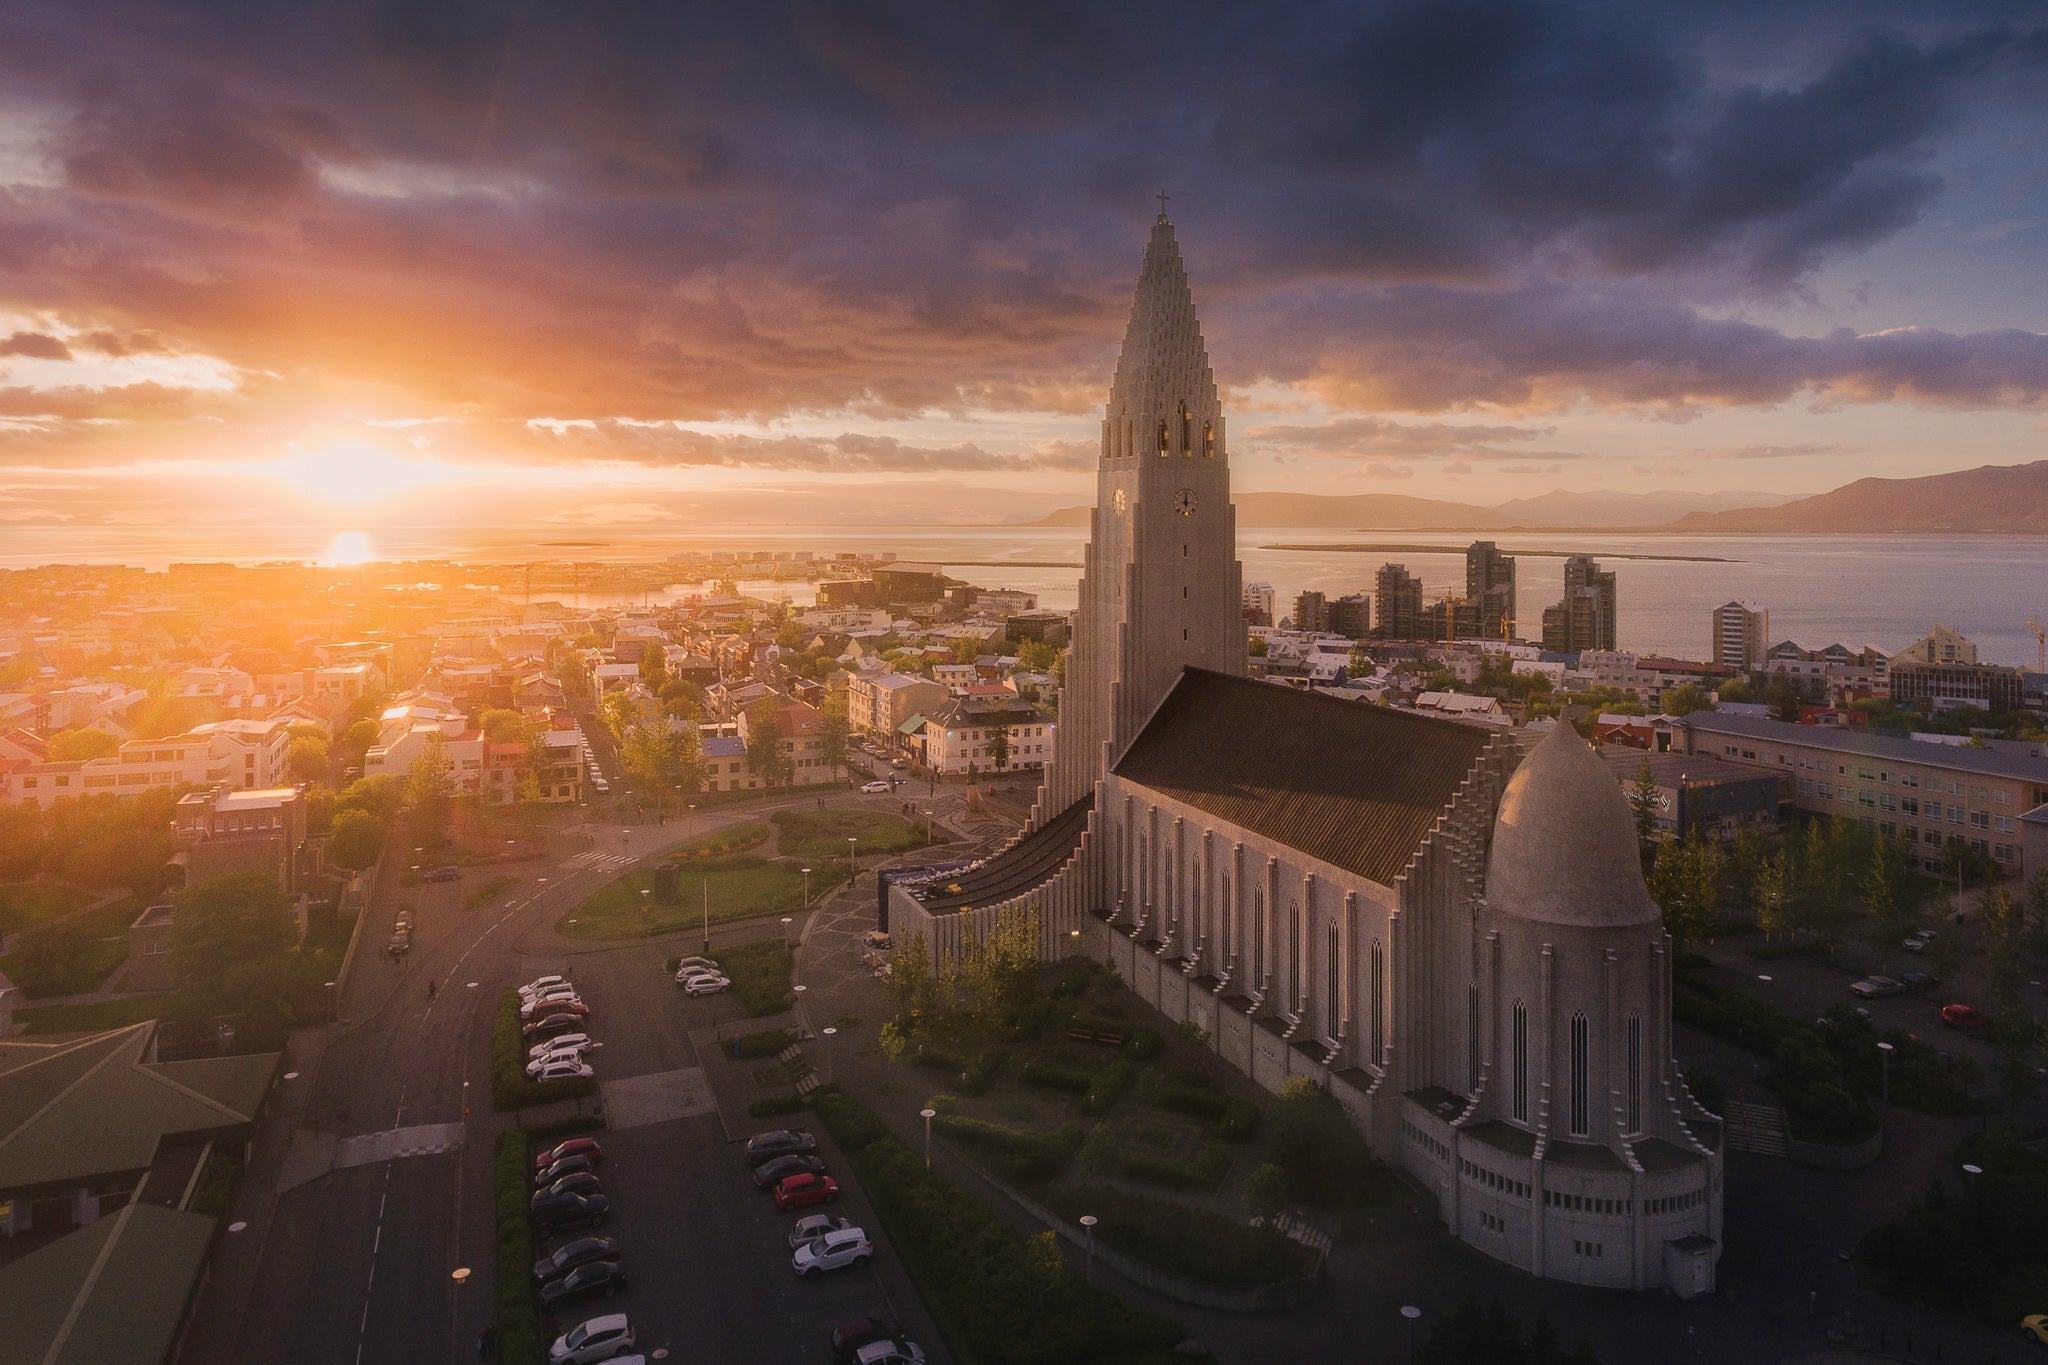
[
  {"x1": 1111, "y1": 489, "x2": 1127, "y2": 515},
  {"x1": 1174, "y1": 488, "x2": 1197, "y2": 517}
]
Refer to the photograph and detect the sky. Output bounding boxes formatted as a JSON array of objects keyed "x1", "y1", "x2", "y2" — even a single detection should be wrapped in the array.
[{"x1": 2, "y1": 0, "x2": 2047, "y2": 543}]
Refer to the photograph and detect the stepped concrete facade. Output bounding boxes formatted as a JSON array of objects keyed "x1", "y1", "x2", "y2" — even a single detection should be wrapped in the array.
[{"x1": 885, "y1": 213, "x2": 1721, "y2": 1293}]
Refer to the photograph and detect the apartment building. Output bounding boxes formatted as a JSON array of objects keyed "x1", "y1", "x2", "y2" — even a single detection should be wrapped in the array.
[
  {"x1": 1, "y1": 719, "x2": 291, "y2": 807},
  {"x1": 845, "y1": 671, "x2": 948, "y2": 738},
  {"x1": 1710, "y1": 602, "x2": 1769, "y2": 673},
  {"x1": 1679, "y1": 712, "x2": 2048, "y2": 876},
  {"x1": 919, "y1": 695, "x2": 1055, "y2": 777}
]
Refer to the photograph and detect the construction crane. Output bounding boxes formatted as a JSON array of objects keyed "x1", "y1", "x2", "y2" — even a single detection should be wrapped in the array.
[{"x1": 2028, "y1": 619, "x2": 2045, "y2": 673}]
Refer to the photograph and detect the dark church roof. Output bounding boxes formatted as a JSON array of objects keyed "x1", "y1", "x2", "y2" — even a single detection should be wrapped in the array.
[
  {"x1": 1112, "y1": 669, "x2": 1492, "y2": 886},
  {"x1": 908, "y1": 793, "x2": 1094, "y2": 913}
]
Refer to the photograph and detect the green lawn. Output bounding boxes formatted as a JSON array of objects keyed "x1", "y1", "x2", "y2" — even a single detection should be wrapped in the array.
[
  {"x1": 722, "y1": 938, "x2": 796, "y2": 1017},
  {"x1": 0, "y1": 882, "x2": 95, "y2": 935},
  {"x1": 15, "y1": 994, "x2": 174, "y2": 1034},
  {"x1": 557, "y1": 859, "x2": 808, "y2": 940},
  {"x1": 0, "y1": 894, "x2": 143, "y2": 998},
  {"x1": 771, "y1": 808, "x2": 927, "y2": 862}
]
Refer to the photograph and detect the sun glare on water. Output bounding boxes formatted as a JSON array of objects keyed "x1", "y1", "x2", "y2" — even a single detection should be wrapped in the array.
[{"x1": 320, "y1": 531, "x2": 376, "y2": 566}]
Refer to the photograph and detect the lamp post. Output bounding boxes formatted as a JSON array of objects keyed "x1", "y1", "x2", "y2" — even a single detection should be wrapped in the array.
[
  {"x1": 792, "y1": 983, "x2": 807, "y2": 1036},
  {"x1": 1876, "y1": 1040, "x2": 1894, "y2": 1102},
  {"x1": 922, "y1": 808, "x2": 934, "y2": 845},
  {"x1": 920, "y1": 1107, "x2": 937, "y2": 1171},
  {"x1": 801, "y1": 867, "x2": 812, "y2": 908},
  {"x1": 1400, "y1": 1305, "x2": 1422, "y2": 1357},
  {"x1": 847, "y1": 836, "x2": 858, "y2": 881},
  {"x1": 1962, "y1": 1161, "x2": 1983, "y2": 1189},
  {"x1": 822, "y1": 1026, "x2": 837, "y2": 1085},
  {"x1": 639, "y1": 887, "x2": 651, "y2": 931},
  {"x1": 1079, "y1": 1215, "x2": 1098, "y2": 1282},
  {"x1": 701, "y1": 875, "x2": 711, "y2": 957}
]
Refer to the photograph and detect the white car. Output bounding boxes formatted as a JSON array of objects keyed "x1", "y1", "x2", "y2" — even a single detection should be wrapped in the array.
[
  {"x1": 787, "y1": 1213, "x2": 852, "y2": 1249},
  {"x1": 681, "y1": 974, "x2": 731, "y2": 996},
  {"x1": 856, "y1": 1342, "x2": 926, "y2": 1365},
  {"x1": 860, "y1": 780, "x2": 891, "y2": 793},
  {"x1": 672, "y1": 956, "x2": 720, "y2": 979},
  {"x1": 527, "y1": 1043, "x2": 593, "y2": 1076},
  {"x1": 792, "y1": 1225, "x2": 873, "y2": 1278},
  {"x1": 548, "y1": 1313, "x2": 635, "y2": 1364},
  {"x1": 530, "y1": 1032, "x2": 593, "y2": 1059},
  {"x1": 522, "y1": 988, "x2": 583, "y2": 1019},
  {"x1": 520, "y1": 974, "x2": 570, "y2": 1000},
  {"x1": 534, "y1": 1058, "x2": 595, "y2": 1084}
]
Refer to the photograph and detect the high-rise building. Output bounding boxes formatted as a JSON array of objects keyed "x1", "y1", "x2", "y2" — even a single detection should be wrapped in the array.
[
  {"x1": 1542, "y1": 555, "x2": 1617, "y2": 652},
  {"x1": 1465, "y1": 541, "x2": 1516, "y2": 642},
  {"x1": 1240, "y1": 582, "x2": 1275, "y2": 626},
  {"x1": 1292, "y1": 590, "x2": 1330, "y2": 632},
  {"x1": 1374, "y1": 563, "x2": 1424, "y2": 640},
  {"x1": 1328, "y1": 594, "x2": 1372, "y2": 640},
  {"x1": 1710, "y1": 602, "x2": 1768, "y2": 673}
]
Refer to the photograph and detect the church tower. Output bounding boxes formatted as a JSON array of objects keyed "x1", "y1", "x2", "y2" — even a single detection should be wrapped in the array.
[{"x1": 1037, "y1": 207, "x2": 1247, "y2": 820}]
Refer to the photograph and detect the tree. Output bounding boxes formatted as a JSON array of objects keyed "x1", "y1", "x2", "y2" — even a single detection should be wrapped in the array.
[
  {"x1": 744, "y1": 700, "x2": 791, "y2": 790},
  {"x1": 1244, "y1": 1163, "x2": 1288, "y2": 1223},
  {"x1": 48, "y1": 728, "x2": 120, "y2": 761},
  {"x1": 639, "y1": 643, "x2": 668, "y2": 690},
  {"x1": 288, "y1": 734, "x2": 329, "y2": 784},
  {"x1": 987, "y1": 716, "x2": 1011, "y2": 773},
  {"x1": 1753, "y1": 851, "x2": 1791, "y2": 937},
  {"x1": 1627, "y1": 758, "x2": 1660, "y2": 854},
  {"x1": 1981, "y1": 888, "x2": 2025, "y2": 1023},
  {"x1": 405, "y1": 732, "x2": 455, "y2": 845},
  {"x1": 478, "y1": 708, "x2": 532, "y2": 744},
  {"x1": 1648, "y1": 831, "x2": 1718, "y2": 947},
  {"x1": 2025, "y1": 868, "x2": 2048, "y2": 960},
  {"x1": 326, "y1": 808, "x2": 386, "y2": 870},
  {"x1": 1860, "y1": 832, "x2": 1904, "y2": 943},
  {"x1": 335, "y1": 718, "x2": 381, "y2": 769},
  {"x1": 1016, "y1": 639, "x2": 1063, "y2": 673},
  {"x1": 1660, "y1": 683, "x2": 1713, "y2": 716},
  {"x1": 818, "y1": 692, "x2": 851, "y2": 782},
  {"x1": 170, "y1": 872, "x2": 297, "y2": 990},
  {"x1": 600, "y1": 691, "x2": 632, "y2": 742},
  {"x1": 884, "y1": 929, "x2": 937, "y2": 1023}
]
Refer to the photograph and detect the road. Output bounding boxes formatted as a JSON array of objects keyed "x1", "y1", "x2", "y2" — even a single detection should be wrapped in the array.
[{"x1": 181, "y1": 793, "x2": 965, "y2": 1365}]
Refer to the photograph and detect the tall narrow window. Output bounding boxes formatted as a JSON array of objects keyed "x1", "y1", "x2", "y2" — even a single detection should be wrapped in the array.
[
  {"x1": 1157, "y1": 417, "x2": 1168, "y2": 455},
  {"x1": 1627, "y1": 1012, "x2": 1643, "y2": 1134},
  {"x1": 1289, "y1": 904, "x2": 1302, "y2": 1004},
  {"x1": 1570, "y1": 1012, "x2": 1590, "y2": 1136},
  {"x1": 1467, "y1": 982, "x2": 1480, "y2": 1093},
  {"x1": 1178, "y1": 400, "x2": 1190, "y2": 454},
  {"x1": 1326, "y1": 922, "x2": 1340, "y2": 1039},
  {"x1": 1202, "y1": 419, "x2": 1215, "y2": 458},
  {"x1": 1368, "y1": 938, "x2": 1385, "y2": 1063},
  {"x1": 1511, "y1": 1000, "x2": 1528, "y2": 1123},
  {"x1": 1251, "y1": 888, "x2": 1265, "y2": 984}
]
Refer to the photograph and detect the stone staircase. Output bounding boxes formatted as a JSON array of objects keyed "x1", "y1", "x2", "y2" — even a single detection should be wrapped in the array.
[{"x1": 1720, "y1": 1101, "x2": 1791, "y2": 1158}]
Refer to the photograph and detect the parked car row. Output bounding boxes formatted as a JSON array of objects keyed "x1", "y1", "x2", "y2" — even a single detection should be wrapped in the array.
[
  {"x1": 523, "y1": 974, "x2": 602, "y2": 1081},
  {"x1": 741, "y1": 1129, "x2": 927, "y2": 1364},
  {"x1": 529, "y1": 1135, "x2": 643, "y2": 1363},
  {"x1": 1845, "y1": 972, "x2": 1992, "y2": 1034},
  {"x1": 673, "y1": 954, "x2": 731, "y2": 997}
]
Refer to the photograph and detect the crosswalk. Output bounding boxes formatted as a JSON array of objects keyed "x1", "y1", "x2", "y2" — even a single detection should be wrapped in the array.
[
  {"x1": 332, "y1": 1121, "x2": 466, "y2": 1171},
  {"x1": 560, "y1": 850, "x2": 637, "y2": 873}
]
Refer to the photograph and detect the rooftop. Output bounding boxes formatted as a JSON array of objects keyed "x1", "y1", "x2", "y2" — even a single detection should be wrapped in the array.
[
  {"x1": 1686, "y1": 712, "x2": 2048, "y2": 784},
  {"x1": 0, "y1": 1202, "x2": 217, "y2": 1365}
]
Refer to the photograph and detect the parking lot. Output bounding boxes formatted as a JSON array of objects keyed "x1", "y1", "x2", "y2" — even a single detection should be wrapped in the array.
[{"x1": 518, "y1": 938, "x2": 947, "y2": 1363}]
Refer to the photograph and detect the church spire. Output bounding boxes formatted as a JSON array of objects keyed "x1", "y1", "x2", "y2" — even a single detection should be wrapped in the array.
[{"x1": 1107, "y1": 213, "x2": 1218, "y2": 429}]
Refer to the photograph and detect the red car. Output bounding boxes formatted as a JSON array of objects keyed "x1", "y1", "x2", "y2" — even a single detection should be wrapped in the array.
[
  {"x1": 535, "y1": 1137, "x2": 603, "y2": 1174},
  {"x1": 774, "y1": 1173, "x2": 840, "y2": 1210},
  {"x1": 1940, "y1": 1003, "x2": 1989, "y2": 1032}
]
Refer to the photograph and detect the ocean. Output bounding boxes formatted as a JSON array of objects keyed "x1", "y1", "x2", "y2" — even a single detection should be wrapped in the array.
[{"x1": 2, "y1": 522, "x2": 2043, "y2": 669}]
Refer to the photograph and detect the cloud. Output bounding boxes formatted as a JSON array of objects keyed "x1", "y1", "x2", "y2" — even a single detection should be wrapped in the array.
[
  {"x1": 0, "y1": 331, "x2": 69, "y2": 359},
  {"x1": 512, "y1": 421, "x2": 1097, "y2": 474}
]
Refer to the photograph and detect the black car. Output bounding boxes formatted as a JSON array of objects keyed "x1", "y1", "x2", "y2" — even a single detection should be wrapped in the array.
[
  {"x1": 537, "y1": 1258, "x2": 626, "y2": 1310},
  {"x1": 535, "y1": 1154, "x2": 597, "y2": 1189},
  {"x1": 541, "y1": 1171, "x2": 604, "y2": 1201},
  {"x1": 1900, "y1": 970, "x2": 1941, "y2": 992},
  {"x1": 523, "y1": 1012, "x2": 587, "y2": 1041},
  {"x1": 753, "y1": 1154, "x2": 826, "y2": 1188},
  {"x1": 530, "y1": 1190, "x2": 609, "y2": 1233},
  {"x1": 743, "y1": 1129, "x2": 818, "y2": 1166},
  {"x1": 533, "y1": 1235, "x2": 621, "y2": 1284},
  {"x1": 831, "y1": 1316, "x2": 904, "y2": 1362}
]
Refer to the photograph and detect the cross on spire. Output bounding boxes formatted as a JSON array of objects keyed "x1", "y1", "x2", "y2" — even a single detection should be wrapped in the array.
[{"x1": 1156, "y1": 188, "x2": 1170, "y2": 221}]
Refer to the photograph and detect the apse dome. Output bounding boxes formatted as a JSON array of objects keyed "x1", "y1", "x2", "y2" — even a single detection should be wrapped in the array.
[{"x1": 1485, "y1": 724, "x2": 1662, "y2": 930}]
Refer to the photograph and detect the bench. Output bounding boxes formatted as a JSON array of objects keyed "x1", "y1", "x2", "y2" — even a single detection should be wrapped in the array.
[{"x1": 1067, "y1": 1027, "x2": 1127, "y2": 1048}]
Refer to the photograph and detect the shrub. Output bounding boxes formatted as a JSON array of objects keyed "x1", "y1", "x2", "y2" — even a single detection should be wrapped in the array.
[
  {"x1": 750, "y1": 1095, "x2": 813, "y2": 1118},
  {"x1": 491, "y1": 990, "x2": 597, "y2": 1110},
  {"x1": 934, "y1": 1113, "x2": 1082, "y2": 1183},
  {"x1": 1152, "y1": 1084, "x2": 1231, "y2": 1121},
  {"x1": 721, "y1": 937, "x2": 795, "y2": 1017},
  {"x1": 1244, "y1": 1163, "x2": 1287, "y2": 1222},
  {"x1": 1116, "y1": 1141, "x2": 1231, "y2": 1191},
  {"x1": 815, "y1": 1094, "x2": 1182, "y2": 1365},
  {"x1": 1049, "y1": 966, "x2": 1091, "y2": 999},
  {"x1": 913, "y1": 1045, "x2": 967, "y2": 1072},
  {"x1": 1044, "y1": 1182, "x2": 1317, "y2": 1287},
  {"x1": 1272, "y1": 1081, "x2": 1397, "y2": 1209},
  {"x1": 1858, "y1": 1130, "x2": 2048, "y2": 1325},
  {"x1": 494, "y1": 1131, "x2": 543, "y2": 1365},
  {"x1": 814, "y1": 1088, "x2": 890, "y2": 1153},
  {"x1": 1019, "y1": 1061, "x2": 1093, "y2": 1094},
  {"x1": 1219, "y1": 1099, "x2": 1260, "y2": 1143},
  {"x1": 1078, "y1": 1122, "x2": 1119, "y2": 1176},
  {"x1": 1128, "y1": 1026, "x2": 1164, "y2": 1061},
  {"x1": 1081, "y1": 1060, "x2": 1134, "y2": 1116},
  {"x1": 958, "y1": 1048, "x2": 1007, "y2": 1096},
  {"x1": 730, "y1": 1026, "x2": 798, "y2": 1060}
]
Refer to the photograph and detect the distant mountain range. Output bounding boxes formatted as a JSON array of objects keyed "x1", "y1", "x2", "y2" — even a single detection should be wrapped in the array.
[
  {"x1": 1669, "y1": 460, "x2": 2048, "y2": 533},
  {"x1": 1028, "y1": 462, "x2": 2048, "y2": 533}
]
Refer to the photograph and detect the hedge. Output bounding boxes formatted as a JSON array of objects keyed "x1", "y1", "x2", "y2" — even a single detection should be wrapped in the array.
[
  {"x1": 494, "y1": 1131, "x2": 544, "y2": 1365},
  {"x1": 491, "y1": 990, "x2": 598, "y2": 1110},
  {"x1": 1042, "y1": 1183, "x2": 1317, "y2": 1286},
  {"x1": 958, "y1": 1049, "x2": 1007, "y2": 1097},
  {"x1": 668, "y1": 823, "x2": 771, "y2": 863},
  {"x1": 1115, "y1": 1142, "x2": 1232, "y2": 1192},
  {"x1": 1019, "y1": 1061, "x2": 1094, "y2": 1095},
  {"x1": 520, "y1": 1113, "x2": 606, "y2": 1147},
  {"x1": 750, "y1": 1094, "x2": 813, "y2": 1119},
  {"x1": 1081, "y1": 1060, "x2": 1135, "y2": 1117},
  {"x1": 731, "y1": 1026, "x2": 799, "y2": 1060},
  {"x1": 933, "y1": 1114, "x2": 1083, "y2": 1184},
  {"x1": 811, "y1": 1092, "x2": 1184, "y2": 1365}
]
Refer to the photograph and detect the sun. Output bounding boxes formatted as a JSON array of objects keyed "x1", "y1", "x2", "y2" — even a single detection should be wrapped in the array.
[
  {"x1": 320, "y1": 531, "x2": 376, "y2": 566},
  {"x1": 263, "y1": 441, "x2": 454, "y2": 506}
]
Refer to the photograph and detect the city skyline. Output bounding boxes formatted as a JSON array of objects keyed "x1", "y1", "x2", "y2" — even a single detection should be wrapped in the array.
[{"x1": 2, "y1": 2, "x2": 2047, "y2": 540}]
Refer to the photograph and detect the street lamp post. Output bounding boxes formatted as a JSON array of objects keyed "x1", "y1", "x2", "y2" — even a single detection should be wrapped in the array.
[
  {"x1": 640, "y1": 887, "x2": 651, "y2": 932},
  {"x1": 801, "y1": 867, "x2": 812, "y2": 908},
  {"x1": 1400, "y1": 1305, "x2": 1422, "y2": 1357},
  {"x1": 1079, "y1": 1215, "x2": 1097, "y2": 1283},
  {"x1": 701, "y1": 875, "x2": 711, "y2": 957},
  {"x1": 920, "y1": 1107, "x2": 937, "y2": 1171},
  {"x1": 1876, "y1": 1040, "x2": 1894, "y2": 1102},
  {"x1": 847, "y1": 836, "x2": 858, "y2": 881},
  {"x1": 922, "y1": 808, "x2": 933, "y2": 844},
  {"x1": 792, "y1": 983, "x2": 807, "y2": 1036},
  {"x1": 822, "y1": 1026, "x2": 837, "y2": 1085}
]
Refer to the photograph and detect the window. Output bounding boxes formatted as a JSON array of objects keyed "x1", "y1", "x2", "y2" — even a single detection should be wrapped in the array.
[
  {"x1": 1326, "y1": 922, "x2": 1340, "y2": 1041},
  {"x1": 1156, "y1": 418, "x2": 1168, "y2": 455},
  {"x1": 1178, "y1": 401, "x2": 1191, "y2": 454},
  {"x1": 1570, "y1": 1012, "x2": 1590, "y2": 1136},
  {"x1": 1467, "y1": 982, "x2": 1480, "y2": 1092},
  {"x1": 1627, "y1": 1012, "x2": 1642, "y2": 1135},
  {"x1": 1511, "y1": 1001, "x2": 1529, "y2": 1123},
  {"x1": 1369, "y1": 938, "x2": 1385, "y2": 1063},
  {"x1": 1202, "y1": 420, "x2": 1215, "y2": 458}
]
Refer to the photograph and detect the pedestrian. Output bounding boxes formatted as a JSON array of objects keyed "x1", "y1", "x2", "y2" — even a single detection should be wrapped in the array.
[
  {"x1": 477, "y1": 1322, "x2": 496, "y2": 1359},
  {"x1": 428, "y1": 978, "x2": 438, "y2": 1000}
]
